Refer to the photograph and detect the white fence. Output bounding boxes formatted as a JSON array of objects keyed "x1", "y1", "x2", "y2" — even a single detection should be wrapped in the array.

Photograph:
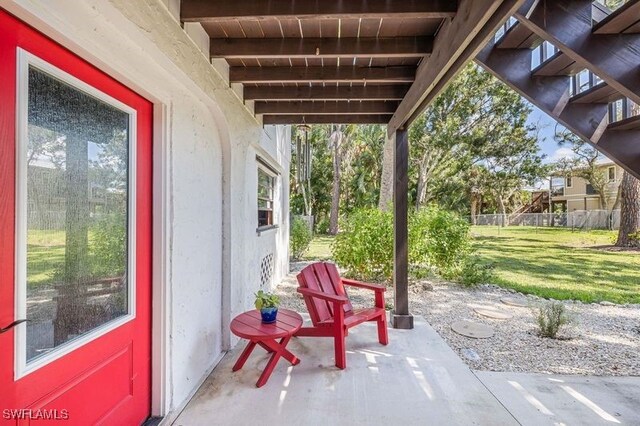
[{"x1": 469, "y1": 210, "x2": 623, "y2": 230}]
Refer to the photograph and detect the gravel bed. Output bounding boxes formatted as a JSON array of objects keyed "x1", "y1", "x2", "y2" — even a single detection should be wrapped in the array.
[{"x1": 277, "y1": 262, "x2": 640, "y2": 376}]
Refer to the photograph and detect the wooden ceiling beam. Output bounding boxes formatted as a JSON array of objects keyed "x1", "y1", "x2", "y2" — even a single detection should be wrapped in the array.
[
  {"x1": 211, "y1": 37, "x2": 432, "y2": 59},
  {"x1": 244, "y1": 85, "x2": 410, "y2": 101},
  {"x1": 388, "y1": 0, "x2": 528, "y2": 136},
  {"x1": 255, "y1": 101, "x2": 399, "y2": 115},
  {"x1": 230, "y1": 66, "x2": 416, "y2": 84},
  {"x1": 263, "y1": 114, "x2": 392, "y2": 125},
  {"x1": 182, "y1": 0, "x2": 457, "y2": 22}
]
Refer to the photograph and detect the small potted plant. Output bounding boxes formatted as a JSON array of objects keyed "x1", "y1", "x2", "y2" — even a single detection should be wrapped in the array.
[{"x1": 254, "y1": 290, "x2": 280, "y2": 324}]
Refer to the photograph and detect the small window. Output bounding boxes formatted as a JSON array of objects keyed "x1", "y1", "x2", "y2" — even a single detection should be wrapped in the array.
[
  {"x1": 566, "y1": 176, "x2": 573, "y2": 188},
  {"x1": 608, "y1": 166, "x2": 616, "y2": 182},
  {"x1": 258, "y1": 167, "x2": 276, "y2": 228}
]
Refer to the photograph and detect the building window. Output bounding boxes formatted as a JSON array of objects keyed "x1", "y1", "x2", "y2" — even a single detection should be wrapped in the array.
[
  {"x1": 258, "y1": 166, "x2": 276, "y2": 228},
  {"x1": 566, "y1": 176, "x2": 573, "y2": 188},
  {"x1": 608, "y1": 166, "x2": 616, "y2": 182}
]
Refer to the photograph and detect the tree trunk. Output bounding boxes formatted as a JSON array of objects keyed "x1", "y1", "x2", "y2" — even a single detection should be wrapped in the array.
[
  {"x1": 329, "y1": 132, "x2": 342, "y2": 235},
  {"x1": 470, "y1": 191, "x2": 479, "y2": 225},
  {"x1": 497, "y1": 196, "x2": 508, "y2": 227},
  {"x1": 599, "y1": 191, "x2": 609, "y2": 211},
  {"x1": 415, "y1": 165, "x2": 426, "y2": 210},
  {"x1": 608, "y1": 175, "x2": 623, "y2": 229},
  {"x1": 378, "y1": 132, "x2": 394, "y2": 211},
  {"x1": 616, "y1": 172, "x2": 640, "y2": 246}
]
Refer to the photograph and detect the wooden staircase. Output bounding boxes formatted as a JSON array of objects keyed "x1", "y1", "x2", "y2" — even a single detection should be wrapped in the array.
[
  {"x1": 509, "y1": 191, "x2": 549, "y2": 224},
  {"x1": 476, "y1": 0, "x2": 640, "y2": 178}
]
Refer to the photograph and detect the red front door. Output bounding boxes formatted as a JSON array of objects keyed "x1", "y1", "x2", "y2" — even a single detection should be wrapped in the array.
[{"x1": 0, "y1": 9, "x2": 152, "y2": 425}]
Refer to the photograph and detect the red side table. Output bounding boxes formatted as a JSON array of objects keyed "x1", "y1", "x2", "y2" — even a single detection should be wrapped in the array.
[{"x1": 230, "y1": 309, "x2": 303, "y2": 387}]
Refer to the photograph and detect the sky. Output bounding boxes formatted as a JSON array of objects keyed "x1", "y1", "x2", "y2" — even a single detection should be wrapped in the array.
[
  {"x1": 526, "y1": 103, "x2": 568, "y2": 164},
  {"x1": 525, "y1": 102, "x2": 612, "y2": 165},
  {"x1": 525, "y1": 104, "x2": 573, "y2": 190}
]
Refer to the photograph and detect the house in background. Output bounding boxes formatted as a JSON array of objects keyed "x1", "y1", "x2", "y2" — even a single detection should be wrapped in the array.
[{"x1": 550, "y1": 160, "x2": 623, "y2": 212}]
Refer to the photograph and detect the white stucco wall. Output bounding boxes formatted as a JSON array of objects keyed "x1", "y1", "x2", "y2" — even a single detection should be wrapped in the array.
[{"x1": 1, "y1": 0, "x2": 290, "y2": 419}]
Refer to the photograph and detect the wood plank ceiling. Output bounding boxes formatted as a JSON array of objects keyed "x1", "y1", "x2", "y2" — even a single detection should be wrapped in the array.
[{"x1": 180, "y1": 1, "x2": 526, "y2": 130}]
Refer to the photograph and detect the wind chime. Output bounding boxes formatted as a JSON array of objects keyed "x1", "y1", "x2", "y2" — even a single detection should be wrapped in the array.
[{"x1": 295, "y1": 124, "x2": 312, "y2": 215}]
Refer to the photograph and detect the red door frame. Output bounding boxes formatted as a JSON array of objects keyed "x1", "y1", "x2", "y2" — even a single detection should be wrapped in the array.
[{"x1": 0, "y1": 8, "x2": 152, "y2": 425}]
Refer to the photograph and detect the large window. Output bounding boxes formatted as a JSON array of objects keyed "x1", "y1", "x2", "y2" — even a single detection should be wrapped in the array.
[
  {"x1": 608, "y1": 166, "x2": 616, "y2": 182},
  {"x1": 257, "y1": 166, "x2": 276, "y2": 228},
  {"x1": 16, "y1": 52, "x2": 135, "y2": 371}
]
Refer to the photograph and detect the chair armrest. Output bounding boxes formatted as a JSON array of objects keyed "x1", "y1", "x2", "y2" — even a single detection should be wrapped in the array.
[
  {"x1": 297, "y1": 287, "x2": 349, "y2": 303},
  {"x1": 342, "y1": 279, "x2": 386, "y2": 292}
]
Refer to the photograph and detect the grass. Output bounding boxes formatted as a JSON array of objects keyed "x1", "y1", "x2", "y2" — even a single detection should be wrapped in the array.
[
  {"x1": 26, "y1": 229, "x2": 122, "y2": 287},
  {"x1": 301, "y1": 227, "x2": 640, "y2": 304},
  {"x1": 302, "y1": 235, "x2": 334, "y2": 260},
  {"x1": 471, "y1": 226, "x2": 640, "y2": 304},
  {"x1": 28, "y1": 229, "x2": 66, "y2": 286}
]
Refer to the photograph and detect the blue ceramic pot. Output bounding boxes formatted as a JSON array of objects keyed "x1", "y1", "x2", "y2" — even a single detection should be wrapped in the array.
[{"x1": 260, "y1": 307, "x2": 278, "y2": 323}]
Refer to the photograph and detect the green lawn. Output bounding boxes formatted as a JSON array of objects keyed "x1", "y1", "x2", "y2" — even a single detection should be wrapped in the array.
[
  {"x1": 26, "y1": 229, "x2": 107, "y2": 287},
  {"x1": 302, "y1": 235, "x2": 334, "y2": 260},
  {"x1": 471, "y1": 226, "x2": 640, "y2": 304},
  {"x1": 302, "y1": 227, "x2": 640, "y2": 304},
  {"x1": 28, "y1": 229, "x2": 66, "y2": 286}
]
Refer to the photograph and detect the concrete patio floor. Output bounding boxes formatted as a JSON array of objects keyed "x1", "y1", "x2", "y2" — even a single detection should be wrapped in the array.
[
  {"x1": 173, "y1": 316, "x2": 518, "y2": 425},
  {"x1": 477, "y1": 371, "x2": 640, "y2": 425},
  {"x1": 172, "y1": 316, "x2": 639, "y2": 426}
]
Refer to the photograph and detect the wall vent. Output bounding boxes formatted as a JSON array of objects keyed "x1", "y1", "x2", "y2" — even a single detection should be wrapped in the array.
[{"x1": 260, "y1": 253, "x2": 274, "y2": 288}]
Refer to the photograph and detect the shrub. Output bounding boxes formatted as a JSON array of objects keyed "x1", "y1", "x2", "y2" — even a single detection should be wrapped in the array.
[
  {"x1": 409, "y1": 206, "x2": 471, "y2": 278},
  {"x1": 90, "y1": 213, "x2": 127, "y2": 277},
  {"x1": 536, "y1": 301, "x2": 570, "y2": 338},
  {"x1": 332, "y1": 206, "x2": 475, "y2": 282},
  {"x1": 332, "y1": 208, "x2": 393, "y2": 280},
  {"x1": 315, "y1": 216, "x2": 330, "y2": 235},
  {"x1": 290, "y1": 216, "x2": 313, "y2": 260},
  {"x1": 457, "y1": 255, "x2": 494, "y2": 286}
]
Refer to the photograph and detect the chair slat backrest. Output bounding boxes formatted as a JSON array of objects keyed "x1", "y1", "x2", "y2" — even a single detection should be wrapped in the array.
[{"x1": 297, "y1": 262, "x2": 353, "y2": 325}]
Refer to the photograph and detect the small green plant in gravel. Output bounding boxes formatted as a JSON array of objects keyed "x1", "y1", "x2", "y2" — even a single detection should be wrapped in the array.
[
  {"x1": 457, "y1": 255, "x2": 495, "y2": 286},
  {"x1": 535, "y1": 301, "x2": 571, "y2": 338}
]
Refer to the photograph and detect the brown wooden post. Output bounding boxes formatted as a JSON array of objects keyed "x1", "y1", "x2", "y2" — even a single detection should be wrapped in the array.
[{"x1": 391, "y1": 127, "x2": 413, "y2": 329}]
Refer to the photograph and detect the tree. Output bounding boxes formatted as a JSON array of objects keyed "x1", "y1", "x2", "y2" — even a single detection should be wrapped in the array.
[
  {"x1": 342, "y1": 124, "x2": 386, "y2": 212},
  {"x1": 477, "y1": 127, "x2": 547, "y2": 219},
  {"x1": 328, "y1": 125, "x2": 345, "y2": 234},
  {"x1": 616, "y1": 171, "x2": 640, "y2": 247},
  {"x1": 290, "y1": 125, "x2": 333, "y2": 226},
  {"x1": 379, "y1": 63, "x2": 547, "y2": 214},
  {"x1": 467, "y1": 166, "x2": 487, "y2": 224},
  {"x1": 378, "y1": 133, "x2": 394, "y2": 211}
]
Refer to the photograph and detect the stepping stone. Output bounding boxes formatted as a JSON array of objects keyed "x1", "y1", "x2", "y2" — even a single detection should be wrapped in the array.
[
  {"x1": 461, "y1": 348, "x2": 481, "y2": 361},
  {"x1": 500, "y1": 297, "x2": 527, "y2": 308},
  {"x1": 474, "y1": 307, "x2": 513, "y2": 320},
  {"x1": 451, "y1": 320, "x2": 494, "y2": 339}
]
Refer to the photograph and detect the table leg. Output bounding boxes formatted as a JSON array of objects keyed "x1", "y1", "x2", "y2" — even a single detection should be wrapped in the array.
[
  {"x1": 257, "y1": 341, "x2": 274, "y2": 353},
  {"x1": 255, "y1": 336, "x2": 300, "y2": 388},
  {"x1": 262, "y1": 337, "x2": 300, "y2": 366},
  {"x1": 233, "y1": 340, "x2": 257, "y2": 372}
]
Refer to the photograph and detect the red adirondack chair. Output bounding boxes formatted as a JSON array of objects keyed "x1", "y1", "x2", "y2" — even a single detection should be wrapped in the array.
[{"x1": 294, "y1": 262, "x2": 389, "y2": 369}]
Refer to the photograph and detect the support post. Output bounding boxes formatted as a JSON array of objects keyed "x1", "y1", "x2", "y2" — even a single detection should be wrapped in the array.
[{"x1": 391, "y1": 127, "x2": 413, "y2": 329}]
